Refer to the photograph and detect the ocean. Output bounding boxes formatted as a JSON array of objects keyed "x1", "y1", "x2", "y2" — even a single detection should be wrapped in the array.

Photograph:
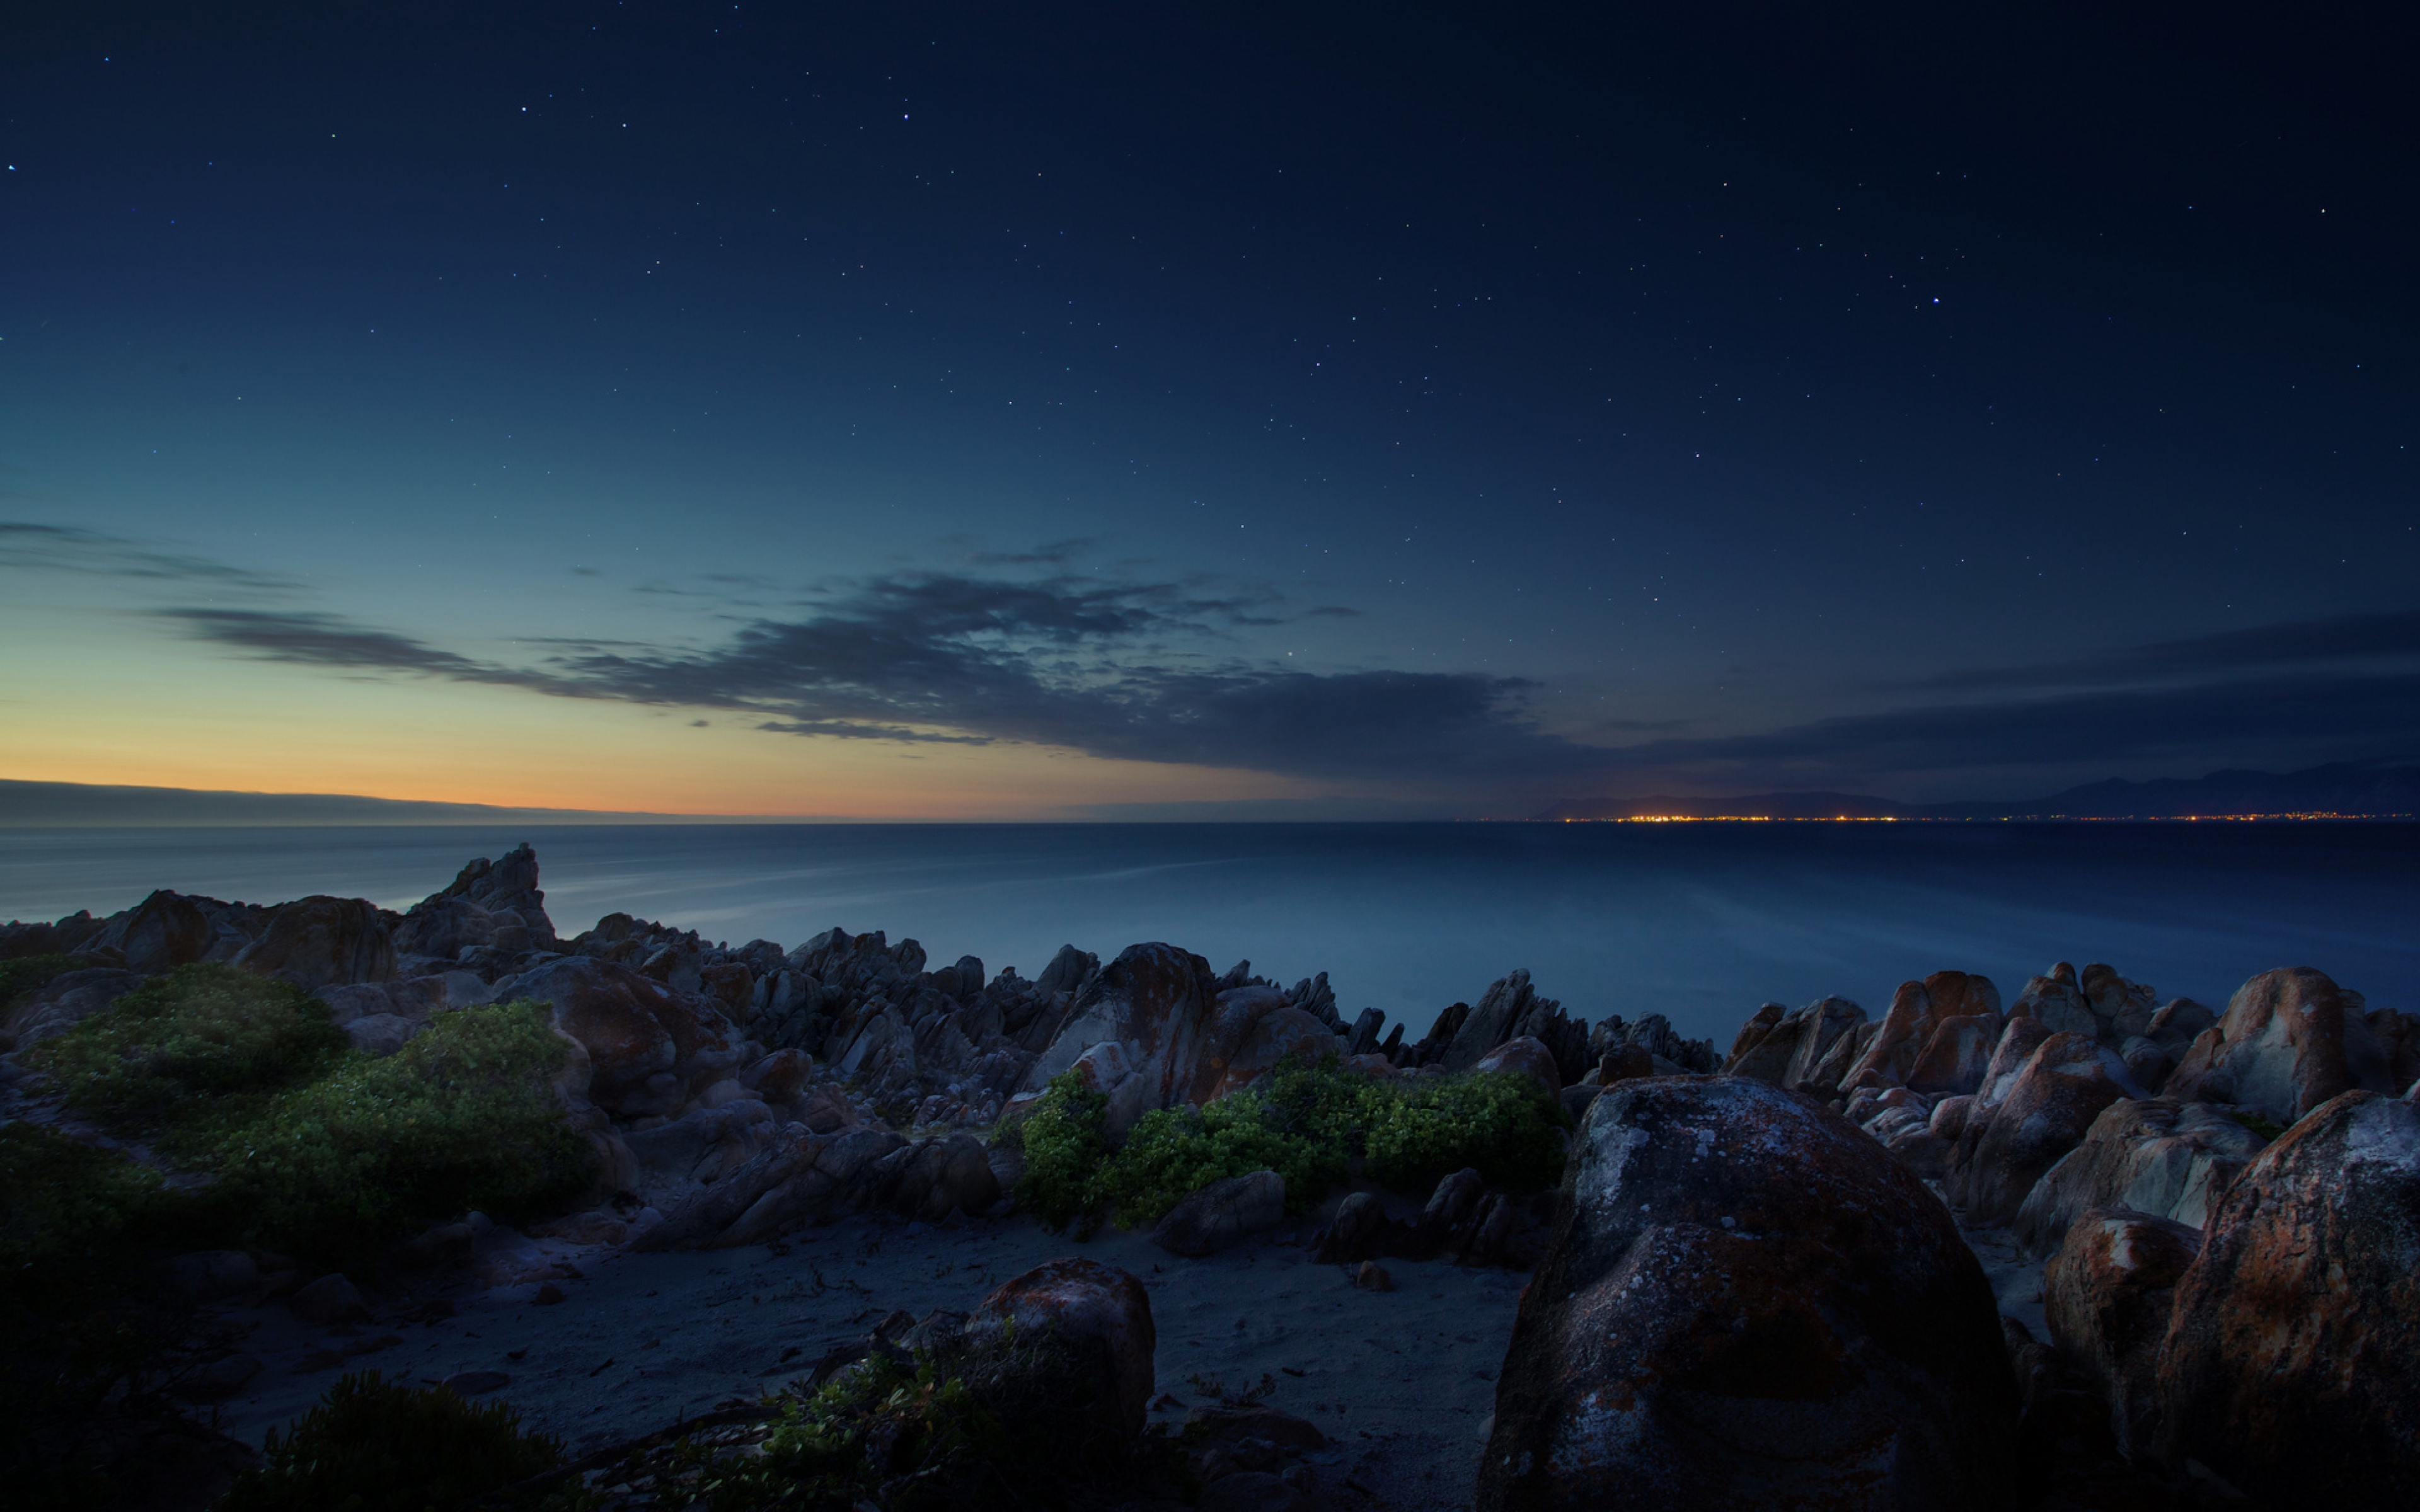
[{"x1": 2, "y1": 822, "x2": 2412, "y2": 1045}]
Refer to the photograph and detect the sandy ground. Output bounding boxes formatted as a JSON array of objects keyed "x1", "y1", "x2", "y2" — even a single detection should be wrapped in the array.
[
  {"x1": 200, "y1": 1188, "x2": 2046, "y2": 1511},
  {"x1": 208, "y1": 1206, "x2": 1525, "y2": 1510}
]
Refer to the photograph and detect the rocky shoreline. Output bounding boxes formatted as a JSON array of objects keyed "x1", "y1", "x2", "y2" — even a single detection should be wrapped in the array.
[{"x1": 3, "y1": 844, "x2": 2414, "y2": 1510}]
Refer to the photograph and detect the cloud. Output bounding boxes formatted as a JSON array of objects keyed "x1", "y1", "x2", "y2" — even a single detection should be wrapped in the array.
[
  {"x1": 1595, "y1": 670, "x2": 2420, "y2": 778},
  {"x1": 1906, "y1": 607, "x2": 2420, "y2": 692},
  {"x1": 157, "y1": 572, "x2": 1610, "y2": 784},
  {"x1": 0, "y1": 521, "x2": 299, "y2": 593}
]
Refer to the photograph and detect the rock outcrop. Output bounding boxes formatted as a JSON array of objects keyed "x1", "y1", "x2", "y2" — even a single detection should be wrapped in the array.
[
  {"x1": 1945, "y1": 1031, "x2": 2148, "y2": 1225},
  {"x1": 1843, "y1": 971, "x2": 2002, "y2": 1091},
  {"x1": 2164, "y1": 966, "x2": 2399, "y2": 1123},
  {"x1": 2012, "y1": 1097, "x2": 2269, "y2": 1256},
  {"x1": 233, "y1": 895, "x2": 398, "y2": 990},
  {"x1": 958, "y1": 1258, "x2": 1156, "y2": 1445},
  {"x1": 491, "y1": 956, "x2": 747, "y2": 1120},
  {"x1": 2154, "y1": 1089, "x2": 2420, "y2": 1504},
  {"x1": 2044, "y1": 1206, "x2": 2201, "y2": 1460},
  {"x1": 1477, "y1": 1075, "x2": 2019, "y2": 1511},
  {"x1": 1151, "y1": 1170, "x2": 1286, "y2": 1256}
]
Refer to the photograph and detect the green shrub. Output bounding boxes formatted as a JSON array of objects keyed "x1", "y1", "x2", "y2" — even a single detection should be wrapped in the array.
[
  {"x1": 1015, "y1": 1054, "x2": 1569, "y2": 1233},
  {"x1": 30, "y1": 963, "x2": 348, "y2": 1131},
  {"x1": 0, "y1": 953, "x2": 81, "y2": 1011},
  {"x1": 2230, "y1": 1109, "x2": 2287, "y2": 1143},
  {"x1": 1013, "y1": 1070, "x2": 1110, "y2": 1232},
  {"x1": 197, "y1": 1000, "x2": 592, "y2": 1263},
  {"x1": 216, "y1": 1370, "x2": 564, "y2": 1512}
]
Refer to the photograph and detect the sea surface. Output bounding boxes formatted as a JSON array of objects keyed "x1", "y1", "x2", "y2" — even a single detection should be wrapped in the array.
[{"x1": 2, "y1": 823, "x2": 2413, "y2": 1045}]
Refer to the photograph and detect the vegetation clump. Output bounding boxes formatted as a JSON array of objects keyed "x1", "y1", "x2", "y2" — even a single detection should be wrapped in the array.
[
  {"x1": 0, "y1": 952, "x2": 84, "y2": 1013},
  {"x1": 216, "y1": 1370, "x2": 565, "y2": 1512},
  {"x1": 27, "y1": 966, "x2": 591, "y2": 1264},
  {"x1": 1013, "y1": 1053, "x2": 1569, "y2": 1234}
]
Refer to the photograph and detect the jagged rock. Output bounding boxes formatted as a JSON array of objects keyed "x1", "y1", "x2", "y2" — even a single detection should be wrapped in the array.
[
  {"x1": 2165, "y1": 966, "x2": 2399, "y2": 1123},
  {"x1": 1477, "y1": 1076, "x2": 2019, "y2": 1511},
  {"x1": 637, "y1": 1125, "x2": 906, "y2": 1249},
  {"x1": 1844, "y1": 971, "x2": 2001, "y2": 1091},
  {"x1": 738, "y1": 1048, "x2": 812, "y2": 1103},
  {"x1": 2044, "y1": 1206, "x2": 2200, "y2": 1461},
  {"x1": 491, "y1": 956, "x2": 746, "y2": 1120},
  {"x1": 2012, "y1": 1097, "x2": 2270, "y2": 1256},
  {"x1": 1724, "y1": 1002, "x2": 1786, "y2": 1071},
  {"x1": 863, "y1": 1132, "x2": 1000, "y2": 1221},
  {"x1": 1803, "y1": 1015, "x2": 1880, "y2": 1094},
  {"x1": 234, "y1": 896, "x2": 396, "y2": 990},
  {"x1": 2155, "y1": 1089, "x2": 2420, "y2": 1504},
  {"x1": 1153, "y1": 1170, "x2": 1286, "y2": 1256},
  {"x1": 957, "y1": 1258, "x2": 1156, "y2": 1445},
  {"x1": 1345, "y1": 1005, "x2": 1385, "y2": 1057},
  {"x1": 1473, "y1": 1035, "x2": 1562, "y2": 1096},
  {"x1": 1946, "y1": 1031, "x2": 2148, "y2": 1225},
  {"x1": 1034, "y1": 943, "x2": 1100, "y2": 998},
  {"x1": 1725, "y1": 995, "x2": 1865, "y2": 1088}
]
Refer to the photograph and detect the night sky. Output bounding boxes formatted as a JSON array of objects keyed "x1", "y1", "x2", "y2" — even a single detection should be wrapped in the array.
[{"x1": 4, "y1": 3, "x2": 2415, "y2": 818}]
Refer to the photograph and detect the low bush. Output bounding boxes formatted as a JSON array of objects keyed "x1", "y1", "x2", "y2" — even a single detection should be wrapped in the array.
[
  {"x1": 195, "y1": 999, "x2": 594, "y2": 1263},
  {"x1": 216, "y1": 1370, "x2": 565, "y2": 1511},
  {"x1": 1014, "y1": 1053, "x2": 1569, "y2": 1234},
  {"x1": 32, "y1": 962, "x2": 348, "y2": 1131},
  {"x1": 29, "y1": 968, "x2": 592, "y2": 1265}
]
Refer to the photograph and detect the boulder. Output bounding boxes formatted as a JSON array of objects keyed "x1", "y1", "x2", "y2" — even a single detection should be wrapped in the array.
[
  {"x1": 738, "y1": 1048, "x2": 812, "y2": 1103},
  {"x1": 1843, "y1": 971, "x2": 2000, "y2": 1091},
  {"x1": 418, "y1": 844, "x2": 558, "y2": 943},
  {"x1": 290, "y1": 1273, "x2": 368, "y2": 1326},
  {"x1": 635, "y1": 1125, "x2": 905, "y2": 1249},
  {"x1": 1474, "y1": 1035, "x2": 1563, "y2": 1097},
  {"x1": 1153, "y1": 1170, "x2": 1286, "y2": 1257},
  {"x1": 84, "y1": 890, "x2": 216, "y2": 973},
  {"x1": 958, "y1": 1257, "x2": 1156, "y2": 1445},
  {"x1": 1779, "y1": 996, "x2": 1867, "y2": 1090},
  {"x1": 1477, "y1": 1076, "x2": 2019, "y2": 1511},
  {"x1": 1976, "y1": 1013, "x2": 2054, "y2": 1113},
  {"x1": 1314, "y1": 1189, "x2": 1395, "y2": 1263},
  {"x1": 2012, "y1": 1097, "x2": 2268, "y2": 1256},
  {"x1": 1946, "y1": 1031, "x2": 2148, "y2": 1225},
  {"x1": 865, "y1": 1132, "x2": 1001, "y2": 1221},
  {"x1": 2081, "y1": 963, "x2": 2160, "y2": 1042},
  {"x1": 2164, "y1": 966, "x2": 2399, "y2": 1124},
  {"x1": 391, "y1": 894, "x2": 500, "y2": 961},
  {"x1": 2012, "y1": 965, "x2": 2100, "y2": 1040},
  {"x1": 1906, "y1": 1013, "x2": 1998, "y2": 1096},
  {"x1": 1721, "y1": 1002, "x2": 1787, "y2": 1075},
  {"x1": 234, "y1": 896, "x2": 397, "y2": 990},
  {"x1": 2044, "y1": 1206, "x2": 2200, "y2": 1461},
  {"x1": 490, "y1": 956, "x2": 746, "y2": 1120},
  {"x1": 343, "y1": 1012, "x2": 424, "y2": 1058},
  {"x1": 1022, "y1": 942, "x2": 1219, "y2": 1111},
  {"x1": 2155, "y1": 1089, "x2": 2420, "y2": 1504}
]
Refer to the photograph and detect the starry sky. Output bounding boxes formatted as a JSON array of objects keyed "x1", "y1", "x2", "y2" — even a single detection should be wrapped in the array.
[{"x1": 3, "y1": 3, "x2": 2415, "y2": 818}]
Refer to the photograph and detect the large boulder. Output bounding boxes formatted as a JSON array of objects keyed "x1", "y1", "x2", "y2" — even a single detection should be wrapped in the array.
[
  {"x1": 1477, "y1": 1076, "x2": 2019, "y2": 1511},
  {"x1": 2012, "y1": 1097, "x2": 2269, "y2": 1256},
  {"x1": 420, "y1": 843, "x2": 558, "y2": 943},
  {"x1": 82, "y1": 890, "x2": 216, "y2": 973},
  {"x1": 2164, "y1": 966, "x2": 2399, "y2": 1123},
  {"x1": 2044, "y1": 1207, "x2": 2201, "y2": 1461},
  {"x1": 2154, "y1": 1089, "x2": 2420, "y2": 1504},
  {"x1": 1152, "y1": 1170, "x2": 1286, "y2": 1257},
  {"x1": 234, "y1": 896, "x2": 397, "y2": 990},
  {"x1": 1780, "y1": 996, "x2": 1867, "y2": 1091},
  {"x1": 1906, "y1": 1013, "x2": 1998, "y2": 1097},
  {"x1": 1843, "y1": 971, "x2": 2000, "y2": 1091},
  {"x1": 2010, "y1": 964, "x2": 2100, "y2": 1040},
  {"x1": 958, "y1": 1258, "x2": 1156, "y2": 1445},
  {"x1": 1474, "y1": 1035, "x2": 1562, "y2": 1097},
  {"x1": 491, "y1": 956, "x2": 747, "y2": 1120},
  {"x1": 1945, "y1": 1031, "x2": 2146, "y2": 1226}
]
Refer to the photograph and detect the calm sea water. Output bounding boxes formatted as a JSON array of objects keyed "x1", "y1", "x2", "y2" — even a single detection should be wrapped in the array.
[{"x1": 1, "y1": 823, "x2": 2412, "y2": 1045}]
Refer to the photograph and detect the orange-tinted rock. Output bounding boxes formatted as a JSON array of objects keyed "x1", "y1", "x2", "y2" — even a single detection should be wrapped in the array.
[
  {"x1": 2155, "y1": 1090, "x2": 2420, "y2": 1504},
  {"x1": 1845, "y1": 971, "x2": 2001, "y2": 1091},
  {"x1": 2164, "y1": 966, "x2": 2399, "y2": 1123},
  {"x1": 962, "y1": 1257, "x2": 1156, "y2": 1444},
  {"x1": 1908, "y1": 1014, "x2": 1998, "y2": 1096},
  {"x1": 1945, "y1": 1031, "x2": 2146, "y2": 1225},
  {"x1": 235, "y1": 895, "x2": 397, "y2": 990},
  {"x1": 1477, "y1": 1076, "x2": 2019, "y2": 1512},
  {"x1": 1475, "y1": 1035, "x2": 1562, "y2": 1097},
  {"x1": 2044, "y1": 1206, "x2": 2200, "y2": 1460},
  {"x1": 2013, "y1": 1098, "x2": 2266, "y2": 1256},
  {"x1": 492, "y1": 956, "x2": 746, "y2": 1119},
  {"x1": 1723, "y1": 1002, "x2": 1787, "y2": 1071}
]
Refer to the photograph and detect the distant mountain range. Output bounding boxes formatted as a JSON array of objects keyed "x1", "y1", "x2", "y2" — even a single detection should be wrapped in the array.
[
  {"x1": 0, "y1": 779, "x2": 721, "y2": 827},
  {"x1": 1533, "y1": 762, "x2": 2420, "y2": 822}
]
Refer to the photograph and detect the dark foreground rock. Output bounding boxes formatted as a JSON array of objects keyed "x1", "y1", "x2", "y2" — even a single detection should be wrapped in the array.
[
  {"x1": 1477, "y1": 1075, "x2": 2019, "y2": 1511},
  {"x1": 2155, "y1": 1088, "x2": 2420, "y2": 1504}
]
